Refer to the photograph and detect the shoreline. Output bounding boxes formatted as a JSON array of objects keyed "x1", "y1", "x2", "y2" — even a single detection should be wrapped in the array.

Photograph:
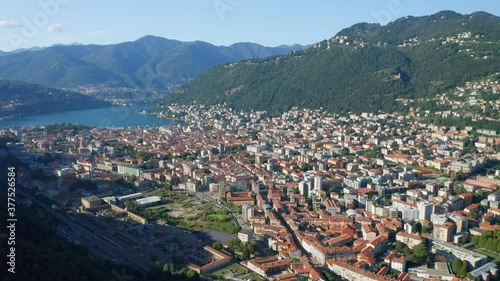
[
  {"x1": 0, "y1": 103, "x2": 183, "y2": 128},
  {"x1": 140, "y1": 110, "x2": 185, "y2": 121}
]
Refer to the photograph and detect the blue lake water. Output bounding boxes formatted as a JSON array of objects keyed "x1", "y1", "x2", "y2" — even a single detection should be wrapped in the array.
[{"x1": 0, "y1": 103, "x2": 180, "y2": 128}]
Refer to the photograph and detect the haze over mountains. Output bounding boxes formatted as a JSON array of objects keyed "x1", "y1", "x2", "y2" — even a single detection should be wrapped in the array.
[
  {"x1": 0, "y1": 36, "x2": 304, "y2": 93},
  {"x1": 166, "y1": 11, "x2": 500, "y2": 114},
  {"x1": 0, "y1": 10, "x2": 499, "y2": 119},
  {"x1": 0, "y1": 80, "x2": 109, "y2": 118}
]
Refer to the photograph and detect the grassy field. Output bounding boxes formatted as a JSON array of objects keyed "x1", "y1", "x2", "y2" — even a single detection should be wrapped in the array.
[
  {"x1": 207, "y1": 214, "x2": 230, "y2": 221},
  {"x1": 208, "y1": 263, "x2": 265, "y2": 281},
  {"x1": 141, "y1": 190, "x2": 240, "y2": 234}
]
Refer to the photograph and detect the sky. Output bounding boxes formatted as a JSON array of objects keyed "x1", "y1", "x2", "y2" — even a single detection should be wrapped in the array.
[{"x1": 0, "y1": 0, "x2": 498, "y2": 51}]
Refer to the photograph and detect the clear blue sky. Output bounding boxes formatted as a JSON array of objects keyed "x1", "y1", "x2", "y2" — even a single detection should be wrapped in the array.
[{"x1": 0, "y1": 0, "x2": 498, "y2": 51}]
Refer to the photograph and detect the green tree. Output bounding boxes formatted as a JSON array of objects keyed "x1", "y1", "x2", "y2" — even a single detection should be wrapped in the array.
[
  {"x1": 471, "y1": 235, "x2": 480, "y2": 246},
  {"x1": 486, "y1": 238, "x2": 497, "y2": 251},
  {"x1": 395, "y1": 241, "x2": 405, "y2": 252},
  {"x1": 186, "y1": 269, "x2": 199, "y2": 280},
  {"x1": 212, "y1": 242, "x2": 223, "y2": 251},
  {"x1": 69, "y1": 179, "x2": 98, "y2": 192},
  {"x1": 479, "y1": 234, "x2": 489, "y2": 248},
  {"x1": 458, "y1": 261, "x2": 468, "y2": 277},
  {"x1": 246, "y1": 241, "x2": 256, "y2": 253},
  {"x1": 421, "y1": 224, "x2": 432, "y2": 234},
  {"x1": 457, "y1": 233, "x2": 468, "y2": 245},
  {"x1": 241, "y1": 248, "x2": 250, "y2": 260},
  {"x1": 323, "y1": 271, "x2": 336, "y2": 281},
  {"x1": 300, "y1": 163, "x2": 313, "y2": 172},
  {"x1": 453, "y1": 185, "x2": 467, "y2": 195},
  {"x1": 403, "y1": 247, "x2": 412, "y2": 257},
  {"x1": 129, "y1": 174, "x2": 137, "y2": 183},
  {"x1": 389, "y1": 269, "x2": 401, "y2": 278},
  {"x1": 391, "y1": 142, "x2": 399, "y2": 150},
  {"x1": 452, "y1": 258, "x2": 463, "y2": 275},
  {"x1": 412, "y1": 243, "x2": 429, "y2": 263},
  {"x1": 453, "y1": 171, "x2": 467, "y2": 182},
  {"x1": 143, "y1": 162, "x2": 153, "y2": 170}
]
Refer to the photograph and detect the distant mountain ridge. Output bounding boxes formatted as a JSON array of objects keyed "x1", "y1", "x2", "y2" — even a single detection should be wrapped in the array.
[
  {"x1": 0, "y1": 80, "x2": 110, "y2": 118},
  {"x1": 0, "y1": 36, "x2": 304, "y2": 93},
  {"x1": 165, "y1": 11, "x2": 500, "y2": 114}
]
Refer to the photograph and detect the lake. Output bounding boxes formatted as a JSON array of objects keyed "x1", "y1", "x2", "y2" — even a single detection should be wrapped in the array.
[{"x1": 0, "y1": 103, "x2": 181, "y2": 128}]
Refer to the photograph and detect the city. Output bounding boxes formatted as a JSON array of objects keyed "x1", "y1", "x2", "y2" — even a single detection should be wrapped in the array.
[
  {"x1": 1, "y1": 102, "x2": 499, "y2": 281},
  {"x1": 0, "y1": 2, "x2": 499, "y2": 281}
]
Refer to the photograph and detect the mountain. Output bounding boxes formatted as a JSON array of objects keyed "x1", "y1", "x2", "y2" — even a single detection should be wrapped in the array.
[
  {"x1": 0, "y1": 37, "x2": 304, "y2": 94},
  {"x1": 9, "y1": 46, "x2": 46, "y2": 54},
  {"x1": 165, "y1": 11, "x2": 500, "y2": 114},
  {"x1": 0, "y1": 80, "x2": 110, "y2": 118}
]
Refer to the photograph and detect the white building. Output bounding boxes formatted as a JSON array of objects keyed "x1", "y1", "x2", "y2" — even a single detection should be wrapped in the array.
[
  {"x1": 298, "y1": 181, "x2": 309, "y2": 197},
  {"x1": 242, "y1": 204, "x2": 255, "y2": 220},
  {"x1": 430, "y1": 240, "x2": 488, "y2": 268},
  {"x1": 417, "y1": 201, "x2": 434, "y2": 221},
  {"x1": 314, "y1": 176, "x2": 323, "y2": 192},
  {"x1": 402, "y1": 207, "x2": 419, "y2": 221},
  {"x1": 135, "y1": 196, "x2": 162, "y2": 208}
]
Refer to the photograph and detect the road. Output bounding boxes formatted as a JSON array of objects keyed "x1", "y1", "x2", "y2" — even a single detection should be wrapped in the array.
[
  {"x1": 199, "y1": 229, "x2": 237, "y2": 244},
  {"x1": 233, "y1": 212, "x2": 251, "y2": 230}
]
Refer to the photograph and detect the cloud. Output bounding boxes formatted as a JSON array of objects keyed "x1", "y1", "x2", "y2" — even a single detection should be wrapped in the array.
[
  {"x1": 0, "y1": 20, "x2": 23, "y2": 28},
  {"x1": 47, "y1": 23, "x2": 63, "y2": 33},
  {"x1": 88, "y1": 29, "x2": 111, "y2": 36}
]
